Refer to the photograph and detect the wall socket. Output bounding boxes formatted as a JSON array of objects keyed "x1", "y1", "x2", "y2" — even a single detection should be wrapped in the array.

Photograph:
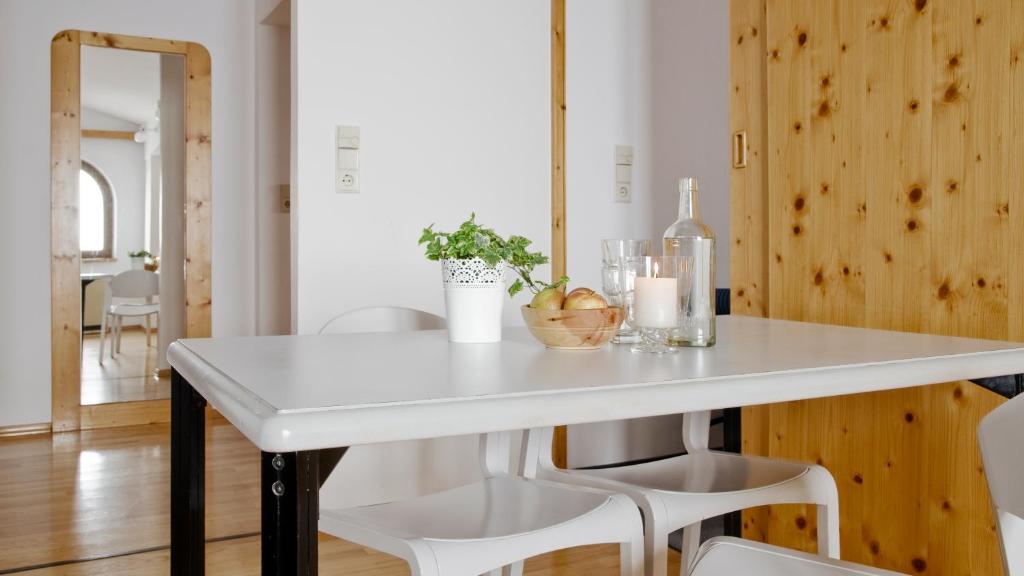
[
  {"x1": 279, "y1": 184, "x2": 291, "y2": 213},
  {"x1": 336, "y1": 126, "x2": 360, "y2": 193},
  {"x1": 615, "y1": 145, "x2": 633, "y2": 203}
]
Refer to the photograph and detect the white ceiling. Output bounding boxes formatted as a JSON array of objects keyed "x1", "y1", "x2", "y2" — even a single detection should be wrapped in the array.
[{"x1": 81, "y1": 46, "x2": 161, "y2": 127}]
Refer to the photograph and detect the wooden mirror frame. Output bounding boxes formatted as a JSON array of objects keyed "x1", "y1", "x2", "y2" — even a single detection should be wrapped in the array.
[{"x1": 50, "y1": 30, "x2": 212, "y2": 432}]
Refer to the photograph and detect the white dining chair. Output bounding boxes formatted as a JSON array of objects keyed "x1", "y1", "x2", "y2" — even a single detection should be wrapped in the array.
[
  {"x1": 687, "y1": 537, "x2": 904, "y2": 576},
  {"x1": 979, "y1": 392, "x2": 1024, "y2": 576},
  {"x1": 527, "y1": 411, "x2": 840, "y2": 576},
  {"x1": 317, "y1": 307, "x2": 645, "y2": 576},
  {"x1": 98, "y1": 270, "x2": 160, "y2": 363}
]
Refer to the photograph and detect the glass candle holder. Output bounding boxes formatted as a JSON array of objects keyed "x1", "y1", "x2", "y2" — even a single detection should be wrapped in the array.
[
  {"x1": 601, "y1": 239, "x2": 651, "y2": 344},
  {"x1": 631, "y1": 256, "x2": 692, "y2": 354}
]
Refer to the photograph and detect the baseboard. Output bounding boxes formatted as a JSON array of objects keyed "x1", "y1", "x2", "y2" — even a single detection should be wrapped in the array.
[{"x1": 0, "y1": 422, "x2": 52, "y2": 438}]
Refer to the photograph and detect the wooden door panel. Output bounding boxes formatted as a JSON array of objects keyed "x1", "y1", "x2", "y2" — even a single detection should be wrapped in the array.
[{"x1": 732, "y1": 0, "x2": 1022, "y2": 572}]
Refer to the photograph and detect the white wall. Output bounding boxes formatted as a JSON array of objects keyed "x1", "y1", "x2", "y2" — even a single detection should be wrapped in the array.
[
  {"x1": 254, "y1": 0, "x2": 292, "y2": 336},
  {"x1": 0, "y1": 0, "x2": 257, "y2": 427},
  {"x1": 79, "y1": 137, "x2": 146, "y2": 276},
  {"x1": 294, "y1": 0, "x2": 550, "y2": 507},
  {"x1": 292, "y1": 0, "x2": 551, "y2": 336},
  {"x1": 564, "y1": 0, "x2": 730, "y2": 467}
]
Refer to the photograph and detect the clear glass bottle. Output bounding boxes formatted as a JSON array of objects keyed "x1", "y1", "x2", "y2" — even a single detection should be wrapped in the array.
[{"x1": 663, "y1": 177, "x2": 716, "y2": 347}]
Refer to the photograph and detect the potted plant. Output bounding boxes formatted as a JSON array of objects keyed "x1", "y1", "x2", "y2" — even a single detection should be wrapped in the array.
[
  {"x1": 128, "y1": 250, "x2": 153, "y2": 270},
  {"x1": 419, "y1": 214, "x2": 566, "y2": 343}
]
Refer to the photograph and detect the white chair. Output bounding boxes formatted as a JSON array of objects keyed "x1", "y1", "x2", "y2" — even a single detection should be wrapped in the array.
[
  {"x1": 98, "y1": 270, "x2": 159, "y2": 363},
  {"x1": 688, "y1": 537, "x2": 904, "y2": 576},
  {"x1": 317, "y1": 307, "x2": 645, "y2": 576},
  {"x1": 529, "y1": 411, "x2": 840, "y2": 576},
  {"x1": 979, "y1": 392, "x2": 1024, "y2": 576}
]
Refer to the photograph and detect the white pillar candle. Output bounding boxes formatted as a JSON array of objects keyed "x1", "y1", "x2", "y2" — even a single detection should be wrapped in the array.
[{"x1": 634, "y1": 277, "x2": 678, "y2": 328}]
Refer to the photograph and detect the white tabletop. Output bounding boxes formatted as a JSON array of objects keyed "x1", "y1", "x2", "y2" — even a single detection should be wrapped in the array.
[{"x1": 168, "y1": 315, "x2": 1024, "y2": 453}]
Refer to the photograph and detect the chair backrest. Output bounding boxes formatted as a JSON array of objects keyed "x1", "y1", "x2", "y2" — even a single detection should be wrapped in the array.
[
  {"x1": 979, "y1": 393, "x2": 1024, "y2": 575},
  {"x1": 318, "y1": 306, "x2": 445, "y2": 335},
  {"x1": 108, "y1": 270, "x2": 159, "y2": 299},
  {"x1": 317, "y1": 307, "x2": 510, "y2": 478}
]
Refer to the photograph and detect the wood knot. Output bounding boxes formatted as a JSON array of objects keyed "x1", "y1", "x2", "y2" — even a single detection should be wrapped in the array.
[
  {"x1": 771, "y1": 48, "x2": 780, "y2": 60},
  {"x1": 794, "y1": 121, "x2": 803, "y2": 133},
  {"x1": 797, "y1": 31, "x2": 808, "y2": 46},
  {"x1": 942, "y1": 500, "x2": 951, "y2": 511},
  {"x1": 976, "y1": 277, "x2": 986, "y2": 288},
  {"x1": 906, "y1": 219, "x2": 919, "y2": 232},
  {"x1": 948, "y1": 54, "x2": 961, "y2": 68},
  {"x1": 904, "y1": 412, "x2": 915, "y2": 423},
  {"x1": 751, "y1": 26, "x2": 758, "y2": 37},
  {"x1": 820, "y1": 182, "x2": 830, "y2": 195},
  {"x1": 911, "y1": 557, "x2": 927, "y2": 572},
  {"x1": 947, "y1": 180, "x2": 959, "y2": 193},
  {"x1": 908, "y1": 186, "x2": 923, "y2": 204},
  {"x1": 879, "y1": 16, "x2": 890, "y2": 29},
  {"x1": 818, "y1": 100, "x2": 832, "y2": 117},
  {"x1": 795, "y1": 516, "x2": 807, "y2": 529},
  {"x1": 793, "y1": 224, "x2": 803, "y2": 236},
  {"x1": 794, "y1": 196, "x2": 806, "y2": 211},
  {"x1": 853, "y1": 473, "x2": 864, "y2": 484},
  {"x1": 842, "y1": 266, "x2": 851, "y2": 276},
  {"x1": 944, "y1": 83, "x2": 961, "y2": 102},
  {"x1": 870, "y1": 541, "x2": 881, "y2": 554},
  {"x1": 937, "y1": 281, "x2": 952, "y2": 300},
  {"x1": 915, "y1": 0, "x2": 928, "y2": 11},
  {"x1": 841, "y1": 43, "x2": 848, "y2": 53},
  {"x1": 737, "y1": 289, "x2": 746, "y2": 298},
  {"x1": 953, "y1": 387, "x2": 963, "y2": 399},
  {"x1": 997, "y1": 203, "x2": 1009, "y2": 216},
  {"x1": 737, "y1": 34, "x2": 745, "y2": 46},
  {"x1": 821, "y1": 75, "x2": 831, "y2": 88},
  {"x1": 813, "y1": 270, "x2": 824, "y2": 286},
  {"x1": 883, "y1": 251, "x2": 893, "y2": 263},
  {"x1": 908, "y1": 99, "x2": 920, "y2": 112}
]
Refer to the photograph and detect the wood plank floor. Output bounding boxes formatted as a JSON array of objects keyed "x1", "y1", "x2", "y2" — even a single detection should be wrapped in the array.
[
  {"x1": 0, "y1": 418, "x2": 680, "y2": 574},
  {"x1": 81, "y1": 330, "x2": 169, "y2": 405}
]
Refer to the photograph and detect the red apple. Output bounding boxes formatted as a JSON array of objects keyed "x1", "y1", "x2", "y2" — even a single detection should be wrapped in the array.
[{"x1": 562, "y1": 287, "x2": 608, "y2": 310}]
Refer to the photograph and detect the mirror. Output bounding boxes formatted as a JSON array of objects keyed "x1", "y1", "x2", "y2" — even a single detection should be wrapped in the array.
[{"x1": 78, "y1": 46, "x2": 185, "y2": 406}]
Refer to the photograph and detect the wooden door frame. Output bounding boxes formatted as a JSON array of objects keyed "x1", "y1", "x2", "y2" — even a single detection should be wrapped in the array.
[
  {"x1": 549, "y1": 0, "x2": 568, "y2": 468},
  {"x1": 50, "y1": 30, "x2": 212, "y2": 432}
]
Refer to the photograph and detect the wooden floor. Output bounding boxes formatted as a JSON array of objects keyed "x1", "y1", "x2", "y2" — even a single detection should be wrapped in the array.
[
  {"x1": 0, "y1": 418, "x2": 680, "y2": 575},
  {"x1": 81, "y1": 329, "x2": 170, "y2": 405}
]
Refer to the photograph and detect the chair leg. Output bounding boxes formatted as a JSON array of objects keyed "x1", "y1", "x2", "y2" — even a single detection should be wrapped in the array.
[
  {"x1": 679, "y1": 523, "x2": 702, "y2": 575},
  {"x1": 115, "y1": 317, "x2": 123, "y2": 354},
  {"x1": 98, "y1": 314, "x2": 107, "y2": 364},
  {"x1": 145, "y1": 315, "x2": 152, "y2": 347},
  {"x1": 645, "y1": 521, "x2": 669, "y2": 576},
  {"x1": 622, "y1": 531, "x2": 644, "y2": 576},
  {"x1": 817, "y1": 501, "x2": 840, "y2": 559}
]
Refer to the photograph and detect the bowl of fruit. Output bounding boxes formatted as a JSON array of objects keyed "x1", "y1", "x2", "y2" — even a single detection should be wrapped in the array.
[{"x1": 521, "y1": 287, "x2": 624, "y2": 349}]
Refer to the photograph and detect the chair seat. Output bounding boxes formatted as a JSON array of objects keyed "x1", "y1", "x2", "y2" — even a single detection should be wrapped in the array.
[
  {"x1": 565, "y1": 450, "x2": 810, "y2": 494},
  {"x1": 690, "y1": 537, "x2": 906, "y2": 575},
  {"x1": 109, "y1": 303, "x2": 160, "y2": 317},
  {"x1": 321, "y1": 476, "x2": 616, "y2": 541}
]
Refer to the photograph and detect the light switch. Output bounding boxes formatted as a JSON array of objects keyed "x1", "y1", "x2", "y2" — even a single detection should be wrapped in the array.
[
  {"x1": 336, "y1": 126, "x2": 360, "y2": 193},
  {"x1": 614, "y1": 144, "x2": 633, "y2": 203}
]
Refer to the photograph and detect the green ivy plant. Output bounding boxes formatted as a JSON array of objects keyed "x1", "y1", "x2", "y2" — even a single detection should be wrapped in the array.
[
  {"x1": 128, "y1": 250, "x2": 154, "y2": 259},
  {"x1": 419, "y1": 213, "x2": 568, "y2": 297}
]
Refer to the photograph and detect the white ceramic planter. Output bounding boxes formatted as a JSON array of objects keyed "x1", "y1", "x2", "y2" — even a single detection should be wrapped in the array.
[
  {"x1": 130, "y1": 257, "x2": 145, "y2": 270},
  {"x1": 442, "y1": 258, "x2": 505, "y2": 343}
]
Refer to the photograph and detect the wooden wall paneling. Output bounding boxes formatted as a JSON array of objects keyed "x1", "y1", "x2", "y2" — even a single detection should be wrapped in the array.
[
  {"x1": 184, "y1": 43, "x2": 213, "y2": 339},
  {"x1": 730, "y1": 0, "x2": 771, "y2": 541},
  {"x1": 50, "y1": 30, "x2": 82, "y2": 433},
  {"x1": 1011, "y1": 0, "x2": 1024, "y2": 344},
  {"x1": 729, "y1": 0, "x2": 769, "y2": 318},
  {"x1": 550, "y1": 0, "x2": 567, "y2": 469},
  {"x1": 738, "y1": 0, "x2": 1019, "y2": 572}
]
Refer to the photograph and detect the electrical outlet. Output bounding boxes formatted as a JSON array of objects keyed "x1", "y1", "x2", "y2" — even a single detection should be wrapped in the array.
[
  {"x1": 279, "y1": 184, "x2": 291, "y2": 213},
  {"x1": 615, "y1": 183, "x2": 632, "y2": 203}
]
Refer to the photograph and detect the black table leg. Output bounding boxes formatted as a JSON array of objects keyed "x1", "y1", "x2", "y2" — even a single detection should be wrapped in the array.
[
  {"x1": 171, "y1": 369, "x2": 207, "y2": 575},
  {"x1": 262, "y1": 447, "x2": 348, "y2": 575}
]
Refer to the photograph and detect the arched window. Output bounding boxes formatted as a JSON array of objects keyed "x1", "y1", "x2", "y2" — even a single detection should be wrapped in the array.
[{"x1": 79, "y1": 161, "x2": 115, "y2": 260}]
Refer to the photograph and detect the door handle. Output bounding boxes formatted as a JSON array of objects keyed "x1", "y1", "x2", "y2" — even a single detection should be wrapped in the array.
[{"x1": 733, "y1": 131, "x2": 748, "y2": 169}]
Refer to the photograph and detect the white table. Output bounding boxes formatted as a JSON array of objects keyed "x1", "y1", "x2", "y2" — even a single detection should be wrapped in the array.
[{"x1": 167, "y1": 315, "x2": 1024, "y2": 575}]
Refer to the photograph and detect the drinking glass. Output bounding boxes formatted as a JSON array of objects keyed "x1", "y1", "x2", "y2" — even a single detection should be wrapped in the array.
[
  {"x1": 601, "y1": 239, "x2": 651, "y2": 343},
  {"x1": 631, "y1": 256, "x2": 693, "y2": 354}
]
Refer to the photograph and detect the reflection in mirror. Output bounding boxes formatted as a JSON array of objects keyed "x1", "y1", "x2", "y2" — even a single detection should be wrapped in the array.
[{"x1": 79, "y1": 46, "x2": 184, "y2": 406}]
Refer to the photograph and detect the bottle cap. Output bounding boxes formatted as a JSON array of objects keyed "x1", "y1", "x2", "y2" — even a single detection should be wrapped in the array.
[{"x1": 679, "y1": 177, "x2": 698, "y2": 193}]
